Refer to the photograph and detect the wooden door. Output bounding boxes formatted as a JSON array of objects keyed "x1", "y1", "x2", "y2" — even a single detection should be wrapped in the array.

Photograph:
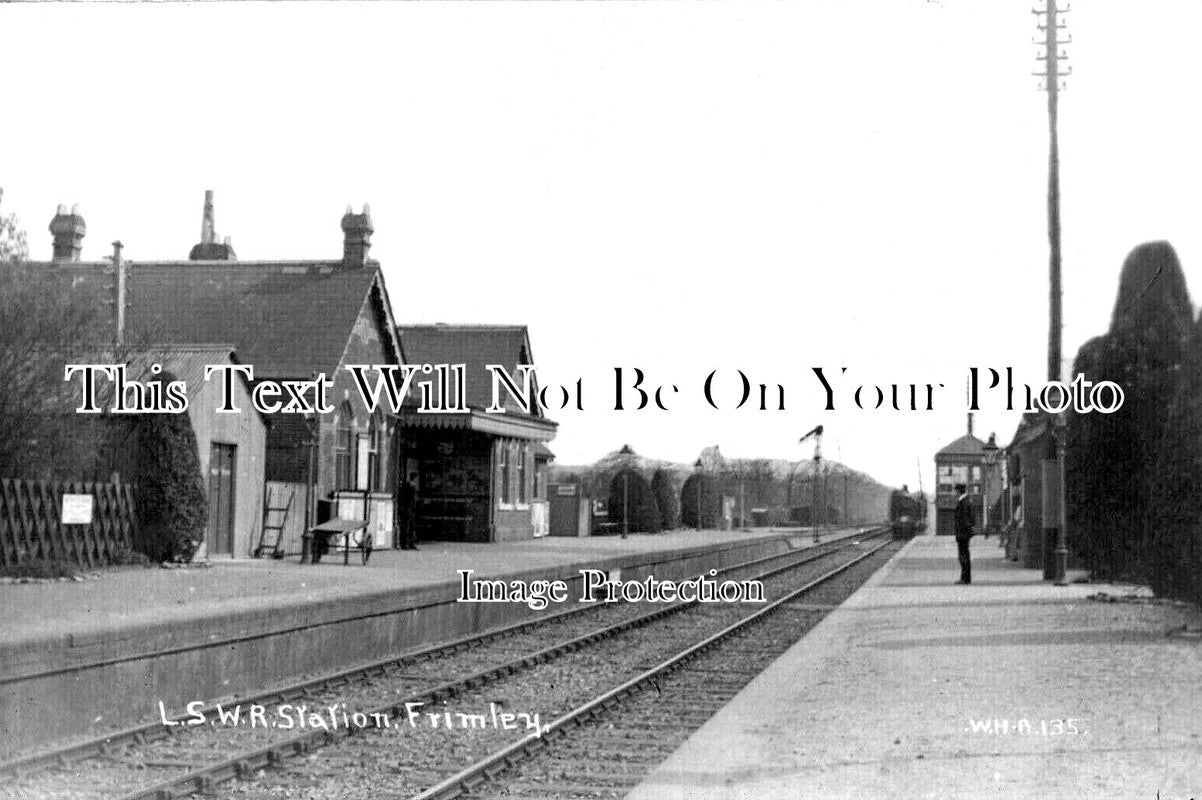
[{"x1": 207, "y1": 443, "x2": 237, "y2": 555}]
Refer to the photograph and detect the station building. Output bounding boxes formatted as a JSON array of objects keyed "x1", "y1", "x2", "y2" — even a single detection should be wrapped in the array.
[
  {"x1": 49, "y1": 345, "x2": 268, "y2": 560},
  {"x1": 933, "y1": 418, "x2": 1002, "y2": 536},
  {"x1": 38, "y1": 195, "x2": 403, "y2": 557},
  {"x1": 1003, "y1": 413, "x2": 1052, "y2": 569},
  {"x1": 133, "y1": 347, "x2": 268, "y2": 559},
  {"x1": 395, "y1": 324, "x2": 557, "y2": 542},
  {"x1": 36, "y1": 194, "x2": 561, "y2": 555}
]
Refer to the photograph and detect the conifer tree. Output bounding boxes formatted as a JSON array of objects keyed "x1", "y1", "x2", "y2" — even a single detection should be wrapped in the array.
[
  {"x1": 1148, "y1": 316, "x2": 1202, "y2": 603},
  {"x1": 651, "y1": 468, "x2": 679, "y2": 530},
  {"x1": 1067, "y1": 242, "x2": 1192, "y2": 579},
  {"x1": 131, "y1": 372, "x2": 208, "y2": 561}
]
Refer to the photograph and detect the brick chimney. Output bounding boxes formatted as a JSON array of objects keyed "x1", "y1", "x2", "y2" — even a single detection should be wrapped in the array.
[
  {"x1": 341, "y1": 204, "x2": 373, "y2": 268},
  {"x1": 49, "y1": 204, "x2": 86, "y2": 262},
  {"x1": 188, "y1": 190, "x2": 236, "y2": 260}
]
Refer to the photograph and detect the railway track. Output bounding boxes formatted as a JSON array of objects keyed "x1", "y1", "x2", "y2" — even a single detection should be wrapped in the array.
[
  {"x1": 420, "y1": 538, "x2": 901, "y2": 800},
  {"x1": 211, "y1": 533, "x2": 896, "y2": 800},
  {"x1": 0, "y1": 527, "x2": 884, "y2": 800}
]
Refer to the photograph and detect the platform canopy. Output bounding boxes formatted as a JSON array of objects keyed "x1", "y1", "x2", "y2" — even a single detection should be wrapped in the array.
[{"x1": 398, "y1": 407, "x2": 556, "y2": 442}]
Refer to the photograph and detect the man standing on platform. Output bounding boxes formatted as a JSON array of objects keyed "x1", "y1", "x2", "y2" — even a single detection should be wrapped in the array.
[
  {"x1": 954, "y1": 482, "x2": 975, "y2": 584},
  {"x1": 396, "y1": 472, "x2": 419, "y2": 551}
]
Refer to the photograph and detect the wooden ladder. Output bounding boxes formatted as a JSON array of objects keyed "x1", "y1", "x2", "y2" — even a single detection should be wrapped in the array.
[{"x1": 255, "y1": 485, "x2": 294, "y2": 558}]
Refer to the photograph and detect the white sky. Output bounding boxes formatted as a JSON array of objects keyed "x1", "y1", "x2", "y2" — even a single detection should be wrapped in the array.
[{"x1": 3, "y1": 0, "x2": 1202, "y2": 491}]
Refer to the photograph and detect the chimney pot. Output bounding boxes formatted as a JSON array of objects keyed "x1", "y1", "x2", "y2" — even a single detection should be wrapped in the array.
[
  {"x1": 340, "y1": 204, "x2": 374, "y2": 268},
  {"x1": 200, "y1": 189, "x2": 216, "y2": 245},
  {"x1": 189, "y1": 190, "x2": 236, "y2": 260},
  {"x1": 49, "y1": 204, "x2": 86, "y2": 262}
]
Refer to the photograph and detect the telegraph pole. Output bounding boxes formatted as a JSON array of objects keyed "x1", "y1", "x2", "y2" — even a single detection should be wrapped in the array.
[
  {"x1": 1035, "y1": 0, "x2": 1069, "y2": 382},
  {"x1": 1034, "y1": 0, "x2": 1071, "y2": 584}
]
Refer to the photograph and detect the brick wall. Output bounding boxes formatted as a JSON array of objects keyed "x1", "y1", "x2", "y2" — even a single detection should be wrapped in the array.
[{"x1": 316, "y1": 287, "x2": 397, "y2": 502}]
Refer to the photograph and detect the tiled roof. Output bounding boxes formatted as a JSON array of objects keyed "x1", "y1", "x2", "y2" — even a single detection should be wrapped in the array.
[
  {"x1": 1006, "y1": 414, "x2": 1052, "y2": 450},
  {"x1": 67, "y1": 345, "x2": 267, "y2": 423},
  {"x1": 397, "y1": 324, "x2": 538, "y2": 414},
  {"x1": 935, "y1": 433, "x2": 987, "y2": 457},
  {"x1": 45, "y1": 260, "x2": 387, "y2": 380},
  {"x1": 127, "y1": 345, "x2": 238, "y2": 387},
  {"x1": 131, "y1": 346, "x2": 268, "y2": 424}
]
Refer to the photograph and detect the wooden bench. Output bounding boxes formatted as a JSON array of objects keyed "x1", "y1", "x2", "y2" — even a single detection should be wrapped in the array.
[
  {"x1": 418, "y1": 497, "x2": 477, "y2": 542},
  {"x1": 418, "y1": 514, "x2": 473, "y2": 542}
]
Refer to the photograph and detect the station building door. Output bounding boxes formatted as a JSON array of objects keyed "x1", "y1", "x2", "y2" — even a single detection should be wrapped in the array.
[{"x1": 207, "y1": 443, "x2": 237, "y2": 555}]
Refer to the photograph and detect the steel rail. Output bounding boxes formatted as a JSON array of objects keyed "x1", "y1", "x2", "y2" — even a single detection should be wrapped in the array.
[
  {"x1": 110, "y1": 530, "x2": 886, "y2": 800},
  {"x1": 409, "y1": 538, "x2": 894, "y2": 800},
  {"x1": 0, "y1": 525, "x2": 877, "y2": 781},
  {"x1": 0, "y1": 526, "x2": 871, "y2": 688}
]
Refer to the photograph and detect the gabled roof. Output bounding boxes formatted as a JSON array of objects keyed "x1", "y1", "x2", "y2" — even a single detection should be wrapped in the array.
[
  {"x1": 127, "y1": 344, "x2": 239, "y2": 386},
  {"x1": 935, "y1": 433, "x2": 986, "y2": 457},
  {"x1": 43, "y1": 260, "x2": 398, "y2": 380},
  {"x1": 130, "y1": 345, "x2": 269, "y2": 425},
  {"x1": 63, "y1": 344, "x2": 268, "y2": 425},
  {"x1": 397, "y1": 324, "x2": 541, "y2": 415},
  {"x1": 1006, "y1": 413, "x2": 1052, "y2": 450}
]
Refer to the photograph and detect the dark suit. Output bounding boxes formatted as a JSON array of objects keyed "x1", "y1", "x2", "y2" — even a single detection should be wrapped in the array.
[
  {"x1": 395, "y1": 480, "x2": 418, "y2": 549},
  {"x1": 954, "y1": 493, "x2": 975, "y2": 583}
]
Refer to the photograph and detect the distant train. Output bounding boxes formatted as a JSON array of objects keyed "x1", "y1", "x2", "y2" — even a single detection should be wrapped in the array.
[{"x1": 888, "y1": 487, "x2": 928, "y2": 539}]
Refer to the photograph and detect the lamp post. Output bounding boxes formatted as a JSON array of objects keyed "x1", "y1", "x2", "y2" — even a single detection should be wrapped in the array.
[
  {"x1": 693, "y1": 458, "x2": 704, "y2": 530},
  {"x1": 621, "y1": 470, "x2": 629, "y2": 540},
  {"x1": 738, "y1": 473, "x2": 745, "y2": 532},
  {"x1": 1046, "y1": 413, "x2": 1068, "y2": 584},
  {"x1": 982, "y1": 433, "x2": 1000, "y2": 533}
]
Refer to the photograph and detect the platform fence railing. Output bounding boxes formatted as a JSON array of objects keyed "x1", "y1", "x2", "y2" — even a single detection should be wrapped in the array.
[{"x1": 0, "y1": 477, "x2": 136, "y2": 569}]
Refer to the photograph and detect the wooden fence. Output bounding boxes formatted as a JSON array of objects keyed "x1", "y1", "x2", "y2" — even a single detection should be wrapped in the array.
[{"x1": 0, "y1": 478, "x2": 137, "y2": 569}]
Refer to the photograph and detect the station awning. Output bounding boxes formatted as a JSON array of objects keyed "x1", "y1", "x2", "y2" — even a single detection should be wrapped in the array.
[{"x1": 398, "y1": 408, "x2": 557, "y2": 442}]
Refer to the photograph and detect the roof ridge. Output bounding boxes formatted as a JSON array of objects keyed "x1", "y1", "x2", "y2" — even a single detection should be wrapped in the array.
[
  {"x1": 28, "y1": 259, "x2": 352, "y2": 268},
  {"x1": 400, "y1": 323, "x2": 527, "y2": 330}
]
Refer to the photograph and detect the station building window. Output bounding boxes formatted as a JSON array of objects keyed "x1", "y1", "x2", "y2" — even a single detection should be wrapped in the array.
[
  {"x1": 335, "y1": 401, "x2": 355, "y2": 490},
  {"x1": 938, "y1": 463, "x2": 982, "y2": 495},
  {"x1": 365, "y1": 412, "x2": 383, "y2": 492},
  {"x1": 534, "y1": 462, "x2": 547, "y2": 500},
  {"x1": 499, "y1": 441, "x2": 512, "y2": 505},
  {"x1": 938, "y1": 464, "x2": 968, "y2": 492},
  {"x1": 518, "y1": 445, "x2": 528, "y2": 505}
]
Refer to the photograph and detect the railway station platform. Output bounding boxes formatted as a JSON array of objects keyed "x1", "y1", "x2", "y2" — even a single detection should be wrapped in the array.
[
  {"x1": 0, "y1": 524, "x2": 871, "y2": 758},
  {"x1": 627, "y1": 533, "x2": 1202, "y2": 800}
]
